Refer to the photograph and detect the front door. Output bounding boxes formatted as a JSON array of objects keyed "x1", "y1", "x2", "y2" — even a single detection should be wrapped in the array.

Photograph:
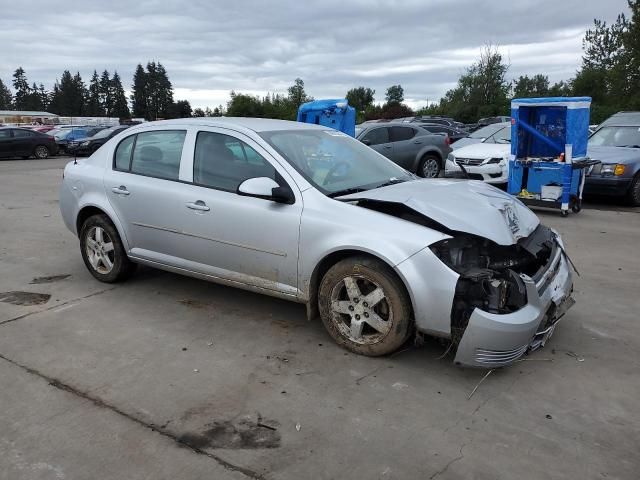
[
  {"x1": 360, "y1": 127, "x2": 394, "y2": 160},
  {"x1": 0, "y1": 129, "x2": 12, "y2": 157},
  {"x1": 177, "y1": 128, "x2": 302, "y2": 295}
]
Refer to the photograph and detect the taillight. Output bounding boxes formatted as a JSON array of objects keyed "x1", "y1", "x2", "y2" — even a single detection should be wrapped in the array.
[{"x1": 445, "y1": 135, "x2": 451, "y2": 146}]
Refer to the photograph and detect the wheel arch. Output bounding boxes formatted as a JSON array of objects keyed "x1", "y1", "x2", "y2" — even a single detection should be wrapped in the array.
[
  {"x1": 412, "y1": 147, "x2": 443, "y2": 173},
  {"x1": 75, "y1": 203, "x2": 130, "y2": 250},
  {"x1": 305, "y1": 248, "x2": 415, "y2": 323}
]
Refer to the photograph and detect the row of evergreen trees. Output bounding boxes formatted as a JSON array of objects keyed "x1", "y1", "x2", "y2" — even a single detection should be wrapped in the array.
[{"x1": 0, "y1": 61, "x2": 192, "y2": 121}]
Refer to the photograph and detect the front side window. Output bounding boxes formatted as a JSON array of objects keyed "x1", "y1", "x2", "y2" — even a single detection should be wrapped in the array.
[
  {"x1": 0, "y1": 130, "x2": 10, "y2": 139},
  {"x1": 193, "y1": 131, "x2": 276, "y2": 191},
  {"x1": 130, "y1": 131, "x2": 186, "y2": 180},
  {"x1": 361, "y1": 127, "x2": 389, "y2": 145}
]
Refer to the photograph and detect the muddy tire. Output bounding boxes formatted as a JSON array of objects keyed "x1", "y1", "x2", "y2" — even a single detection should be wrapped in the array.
[
  {"x1": 318, "y1": 256, "x2": 412, "y2": 356},
  {"x1": 417, "y1": 154, "x2": 441, "y2": 178},
  {"x1": 79, "y1": 214, "x2": 136, "y2": 283},
  {"x1": 626, "y1": 174, "x2": 640, "y2": 206}
]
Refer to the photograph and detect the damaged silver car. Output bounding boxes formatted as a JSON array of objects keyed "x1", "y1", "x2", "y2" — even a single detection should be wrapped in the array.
[{"x1": 59, "y1": 118, "x2": 575, "y2": 367}]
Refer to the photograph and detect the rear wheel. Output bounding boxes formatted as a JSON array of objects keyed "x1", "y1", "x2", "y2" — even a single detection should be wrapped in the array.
[
  {"x1": 417, "y1": 154, "x2": 441, "y2": 178},
  {"x1": 318, "y1": 256, "x2": 412, "y2": 356},
  {"x1": 34, "y1": 145, "x2": 49, "y2": 159},
  {"x1": 79, "y1": 214, "x2": 136, "y2": 283},
  {"x1": 626, "y1": 174, "x2": 640, "y2": 206}
]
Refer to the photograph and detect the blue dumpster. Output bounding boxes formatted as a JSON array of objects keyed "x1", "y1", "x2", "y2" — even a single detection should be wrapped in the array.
[
  {"x1": 507, "y1": 97, "x2": 597, "y2": 216},
  {"x1": 297, "y1": 99, "x2": 356, "y2": 137}
]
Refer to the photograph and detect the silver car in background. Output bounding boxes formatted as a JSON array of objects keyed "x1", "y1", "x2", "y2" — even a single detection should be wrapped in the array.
[{"x1": 60, "y1": 118, "x2": 575, "y2": 367}]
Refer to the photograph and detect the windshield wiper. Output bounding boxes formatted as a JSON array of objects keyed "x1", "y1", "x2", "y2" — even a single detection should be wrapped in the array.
[
  {"x1": 374, "y1": 178, "x2": 407, "y2": 189},
  {"x1": 328, "y1": 187, "x2": 369, "y2": 198},
  {"x1": 618, "y1": 144, "x2": 640, "y2": 148}
]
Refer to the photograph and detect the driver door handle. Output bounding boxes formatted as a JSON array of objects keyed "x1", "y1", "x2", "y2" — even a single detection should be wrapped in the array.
[
  {"x1": 111, "y1": 185, "x2": 130, "y2": 195},
  {"x1": 413, "y1": 140, "x2": 423, "y2": 144},
  {"x1": 186, "y1": 200, "x2": 210, "y2": 212},
  {"x1": 383, "y1": 145, "x2": 392, "y2": 149}
]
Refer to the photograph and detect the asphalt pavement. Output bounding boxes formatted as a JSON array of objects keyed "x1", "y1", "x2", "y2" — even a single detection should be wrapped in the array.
[{"x1": 0, "y1": 156, "x2": 638, "y2": 480}]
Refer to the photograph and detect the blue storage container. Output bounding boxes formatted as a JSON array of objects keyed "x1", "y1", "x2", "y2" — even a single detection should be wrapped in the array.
[
  {"x1": 510, "y1": 97, "x2": 591, "y2": 159},
  {"x1": 508, "y1": 97, "x2": 594, "y2": 216},
  {"x1": 297, "y1": 99, "x2": 356, "y2": 137}
]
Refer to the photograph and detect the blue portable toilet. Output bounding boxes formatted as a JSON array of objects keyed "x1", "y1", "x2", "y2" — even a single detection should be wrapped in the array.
[
  {"x1": 297, "y1": 99, "x2": 356, "y2": 137},
  {"x1": 510, "y1": 96, "x2": 591, "y2": 159}
]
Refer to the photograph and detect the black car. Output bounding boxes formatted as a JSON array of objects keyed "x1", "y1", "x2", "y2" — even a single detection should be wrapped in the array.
[
  {"x1": 67, "y1": 125, "x2": 130, "y2": 156},
  {"x1": 0, "y1": 127, "x2": 58, "y2": 159}
]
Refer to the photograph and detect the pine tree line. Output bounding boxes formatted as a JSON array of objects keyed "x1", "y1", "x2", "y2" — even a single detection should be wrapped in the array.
[{"x1": 0, "y1": 62, "x2": 192, "y2": 120}]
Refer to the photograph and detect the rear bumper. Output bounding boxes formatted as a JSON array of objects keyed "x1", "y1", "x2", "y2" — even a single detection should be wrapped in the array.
[
  {"x1": 584, "y1": 176, "x2": 631, "y2": 197},
  {"x1": 454, "y1": 243, "x2": 574, "y2": 368}
]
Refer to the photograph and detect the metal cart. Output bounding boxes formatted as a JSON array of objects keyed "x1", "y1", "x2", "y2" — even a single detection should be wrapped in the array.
[{"x1": 507, "y1": 97, "x2": 596, "y2": 216}]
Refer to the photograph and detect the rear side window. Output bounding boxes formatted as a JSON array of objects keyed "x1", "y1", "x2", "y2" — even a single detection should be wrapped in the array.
[
  {"x1": 114, "y1": 135, "x2": 135, "y2": 171},
  {"x1": 130, "y1": 131, "x2": 186, "y2": 180},
  {"x1": 0, "y1": 130, "x2": 10, "y2": 139},
  {"x1": 193, "y1": 131, "x2": 276, "y2": 192},
  {"x1": 362, "y1": 127, "x2": 389, "y2": 145},
  {"x1": 12, "y1": 129, "x2": 33, "y2": 138},
  {"x1": 389, "y1": 126, "x2": 416, "y2": 142}
]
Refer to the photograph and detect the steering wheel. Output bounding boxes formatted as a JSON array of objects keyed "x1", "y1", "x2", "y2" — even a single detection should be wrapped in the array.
[{"x1": 323, "y1": 161, "x2": 351, "y2": 185}]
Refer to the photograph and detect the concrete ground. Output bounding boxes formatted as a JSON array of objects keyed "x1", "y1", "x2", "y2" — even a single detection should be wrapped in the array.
[{"x1": 1, "y1": 156, "x2": 638, "y2": 480}]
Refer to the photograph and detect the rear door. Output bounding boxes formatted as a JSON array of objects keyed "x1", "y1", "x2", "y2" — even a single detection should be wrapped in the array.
[
  {"x1": 10, "y1": 129, "x2": 34, "y2": 156},
  {"x1": 103, "y1": 128, "x2": 191, "y2": 261},
  {"x1": 389, "y1": 126, "x2": 419, "y2": 169},
  {"x1": 360, "y1": 127, "x2": 394, "y2": 159}
]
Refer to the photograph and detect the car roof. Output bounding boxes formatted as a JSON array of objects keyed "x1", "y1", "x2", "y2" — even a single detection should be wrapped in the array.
[
  {"x1": 599, "y1": 111, "x2": 640, "y2": 127},
  {"x1": 127, "y1": 117, "x2": 328, "y2": 134}
]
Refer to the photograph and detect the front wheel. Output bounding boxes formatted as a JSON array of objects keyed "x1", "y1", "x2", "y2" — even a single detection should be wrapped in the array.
[
  {"x1": 417, "y1": 154, "x2": 441, "y2": 178},
  {"x1": 79, "y1": 214, "x2": 136, "y2": 283},
  {"x1": 34, "y1": 145, "x2": 50, "y2": 159},
  {"x1": 626, "y1": 174, "x2": 640, "y2": 206},
  {"x1": 318, "y1": 256, "x2": 412, "y2": 356}
]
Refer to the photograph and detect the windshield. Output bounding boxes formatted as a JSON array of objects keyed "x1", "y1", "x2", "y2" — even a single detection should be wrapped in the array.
[
  {"x1": 470, "y1": 123, "x2": 507, "y2": 139},
  {"x1": 259, "y1": 129, "x2": 413, "y2": 196},
  {"x1": 589, "y1": 126, "x2": 640, "y2": 148},
  {"x1": 92, "y1": 127, "x2": 118, "y2": 139},
  {"x1": 483, "y1": 126, "x2": 511, "y2": 144}
]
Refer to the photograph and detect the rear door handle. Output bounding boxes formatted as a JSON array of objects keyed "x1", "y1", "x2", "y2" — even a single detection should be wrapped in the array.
[
  {"x1": 413, "y1": 140, "x2": 423, "y2": 144},
  {"x1": 186, "y1": 200, "x2": 210, "y2": 212},
  {"x1": 383, "y1": 145, "x2": 392, "y2": 149},
  {"x1": 111, "y1": 185, "x2": 130, "y2": 195}
]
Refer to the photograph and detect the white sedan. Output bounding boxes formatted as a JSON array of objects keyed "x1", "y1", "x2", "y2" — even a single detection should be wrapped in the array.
[{"x1": 446, "y1": 124, "x2": 511, "y2": 184}]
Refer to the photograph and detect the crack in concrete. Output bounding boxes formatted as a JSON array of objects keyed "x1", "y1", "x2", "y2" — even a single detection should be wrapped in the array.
[
  {"x1": 0, "y1": 287, "x2": 117, "y2": 327},
  {"x1": 429, "y1": 442, "x2": 467, "y2": 479},
  {"x1": 0, "y1": 353, "x2": 266, "y2": 480}
]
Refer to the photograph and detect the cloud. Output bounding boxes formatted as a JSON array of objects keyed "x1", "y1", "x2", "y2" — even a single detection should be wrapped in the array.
[{"x1": 0, "y1": 0, "x2": 629, "y2": 109}]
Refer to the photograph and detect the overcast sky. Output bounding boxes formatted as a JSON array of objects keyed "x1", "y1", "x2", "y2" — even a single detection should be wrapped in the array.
[{"x1": 1, "y1": 0, "x2": 630, "y2": 110}]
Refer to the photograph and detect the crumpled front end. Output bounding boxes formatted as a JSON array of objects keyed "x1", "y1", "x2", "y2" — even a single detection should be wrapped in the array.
[{"x1": 429, "y1": 224, "x2": 574, "y2": 368}]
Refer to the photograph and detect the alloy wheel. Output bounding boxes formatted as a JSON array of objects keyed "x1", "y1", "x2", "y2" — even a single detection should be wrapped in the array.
[
  {"x1": 329, "y1": 275, "x2": 392, "y2": 344},
  {"x1": 85, "y1": 226, "x2": 115, "y2": 274},
  {"x1": 422, "y1": 157, "x2": 440, "y2": 178}
]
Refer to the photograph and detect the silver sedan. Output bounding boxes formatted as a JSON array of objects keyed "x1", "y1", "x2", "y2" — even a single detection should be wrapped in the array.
[{"x1": 59, "y1": 118, "x2": 575, "y2": 367}]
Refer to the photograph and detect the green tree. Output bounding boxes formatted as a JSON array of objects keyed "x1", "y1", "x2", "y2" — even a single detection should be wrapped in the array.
[
  {"x1": 86, "y1": 70, "x2": 102, "y2": 116},
  {"x1": 226, "y1": 91, "x2": 264, "y2": 117},
  {"x1": 169, "y1": 99, "x2": 192, "y2": 118},
  {"x1": 346, "y1": 86, "x2": 375, "y2": 112},
  {"x1": 0, "y1": 78, "x2": 12, "y2": 109},
  {"x1": 192, "y1": 107, "x2": 205, "y2": 117},
  {"x1": 111, "y1": 72, "x2": 130, "y2": 119},
  {"x1": 12, "y1": 67, "x2": 31, "y2": 110},
  {"x1": 385, "y1": 85, "x2": 404, "y2": 104},
  {"x1": 512, "y1": 74, "x2": 550, "y2": 98},
  {"x1": 622, "y1": 0, "x2": 640, "y2": 108},
  {"x1": 287, "y1": 78, "x2": 309, "y2": 111},
  {"x1": 130, "y1": 64, "x2": 148, "y2": 118},
  {"x1": 99, "y1": 70, "x2": 113, "y2": 116}
]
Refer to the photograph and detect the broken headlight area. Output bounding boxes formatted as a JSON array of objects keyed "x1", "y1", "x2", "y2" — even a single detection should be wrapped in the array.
[{"x1": 429, "y1": 225, "x2": 557, "y2": 344}]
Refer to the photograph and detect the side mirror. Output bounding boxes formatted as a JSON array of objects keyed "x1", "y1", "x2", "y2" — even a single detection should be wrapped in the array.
[
  {"x1": 361, "y1": 138, "x2": 371, "y2": 146},
  {"x1": 237, "y1": 177, "x2": 295, "y2": 204}
]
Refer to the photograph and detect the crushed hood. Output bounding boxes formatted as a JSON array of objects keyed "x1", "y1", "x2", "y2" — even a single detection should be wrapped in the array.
[{"x1": 339, "y1": 179, "x2": 539, "y2": 245}]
